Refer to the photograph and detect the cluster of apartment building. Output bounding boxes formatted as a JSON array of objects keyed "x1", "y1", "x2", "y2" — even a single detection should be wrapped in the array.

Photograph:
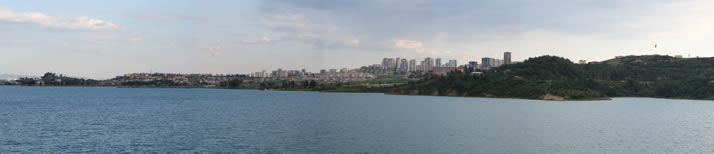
[
  {"x1": 379, "y1": 57, "x2": 462, "y2": 73},
  {"x1": 2, "y1": 52, "x2": 519, "y2": 86},
  {"x1": 245, "y1": 51, "x2": 516, "y2": 81},
  {"x1": 249, "y1": 68, "x2": 375, "y2": 82},
  {"x1": 368, "y1": 52, "x2": 514, "y2": 75}
]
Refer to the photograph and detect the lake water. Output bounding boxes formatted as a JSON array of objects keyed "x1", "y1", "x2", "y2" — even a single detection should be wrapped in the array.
[{"x1": 1, "y1": 86, "x2": 714, "y2": 153}]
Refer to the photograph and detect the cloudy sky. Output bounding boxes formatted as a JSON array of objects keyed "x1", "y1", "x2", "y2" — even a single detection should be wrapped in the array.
[{"x1": 1, "y1": 0, "x2": 713, "y2": 78}]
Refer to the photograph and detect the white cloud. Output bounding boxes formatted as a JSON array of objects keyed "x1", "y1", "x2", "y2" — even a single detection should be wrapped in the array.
[
  {"x1": 132, "y1": 12, "x2": 209, "y2": 21},
  {"x1": 266, "y1": 14, "x2": 336, "y2": 40},
  {"x1": 636, "y1": 0, "x2": 714, "y2": 39},
  {"x1": 209, "y1": 45, "x2": 224, "y2": 56},
  {"x1": 394, "y1": 40, "x2": 424, "y2": 51},
  {"x1": 341, "y1": 38, "x2": 361, "y2": 46},
  {"x1": 0, "y1": 8, "x2": 120, "y2": 31},
  {"x1": 393, "y1": 39, "x2": 451, "y2": 56},
  {"x1": 454, "y1": 0, "x2": 714, "y2": 62},
  {"x1": 265, "y1": 13, "x2": 360, "y2": 48},
  {"x1": 242, "y1": 36, "x2": 277, "y2": 44},
  {"x1": 271, "y1": 14, "x2": 307, "y2": 23},
  {"x1": 350, "y1": 39, "x2": 360, "y2": 45}
]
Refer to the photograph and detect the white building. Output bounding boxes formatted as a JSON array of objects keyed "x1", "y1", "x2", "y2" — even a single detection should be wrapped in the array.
[
  {"x1": 400, "y1": 59, "x2": 409, "y2": 72},
  {"x1": 409, "y1": 59, "x2": 417, "y2": 72},
  {"x1": 425, "y1": 57, "x2": 434, "y2": 72},
  {"x1": 448, "y1": 59, "x2": 457, "y2": 67}
]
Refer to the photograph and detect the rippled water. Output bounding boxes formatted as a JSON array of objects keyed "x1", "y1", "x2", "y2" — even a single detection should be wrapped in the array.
[{"x1": 2, "y1": 86, "x2": 714, "y2": 153}]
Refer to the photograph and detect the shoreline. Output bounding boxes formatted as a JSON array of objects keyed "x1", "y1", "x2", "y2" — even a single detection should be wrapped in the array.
[
  {"x1": 383, "y1": 91, "x2": 613, "y2": 101},
  {"x1": 7, "y1": 85, "x2": 711, "y2": 102}
]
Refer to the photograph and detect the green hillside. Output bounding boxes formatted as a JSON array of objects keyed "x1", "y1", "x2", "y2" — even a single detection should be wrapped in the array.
[{"x1": 391, "y1": 55, "x2": 714, "y2": 100}]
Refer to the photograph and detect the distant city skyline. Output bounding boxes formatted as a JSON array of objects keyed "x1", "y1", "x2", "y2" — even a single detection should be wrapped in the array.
[{"x1": 1, "y1": 0, "x2": 713, "y2": 78}]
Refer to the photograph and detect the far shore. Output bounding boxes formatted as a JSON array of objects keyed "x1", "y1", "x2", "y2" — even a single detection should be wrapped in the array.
[{"x1": 8, "y1": 84, "x2": 714, "y2": 102}]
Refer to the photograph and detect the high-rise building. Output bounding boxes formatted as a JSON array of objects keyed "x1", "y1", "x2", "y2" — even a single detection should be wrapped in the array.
[
  {"x1": 272, "y1": 68, "x2": 288, "y2": 79},
  {"x1": 425, "y1": 57, "x2": 434, "y2": 72},
  {"x1": 435, "y1": 58, "x2": 442, "y2": 67},
  {"x1": 494, "y1": 59, "x2": 504, "y2": 67},
  {"x1": 382, "y1": 58, "x2": 390, "y2": 69},
  {"x1": 400, "y1": 59, "x2": 409, "y2": 72},
  {"x1": 482, "y1": 57, "x2": 494, "y2": 68},
  {"x1": 409, "y1": 59, "x2": 417, "y2": 72},
  {"x1": 469, "y1": 61, "x2": 478, "y2": 68},
  {"x1": 448, "y1": 59, "x2": 457, "y2": 67},
  {"x1": 395, "y1": 57, "x2": 401, "y2": 70},
  {"x1": 504, "y1": 52, "x2": 512, "y2": 64},
  {"x1": 382, "y1": 58, "x2": 398, "y2": 70}
]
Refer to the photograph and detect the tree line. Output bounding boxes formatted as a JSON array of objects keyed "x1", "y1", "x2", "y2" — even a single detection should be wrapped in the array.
[{"x1": 393, "y1": 55, "x2": 714, "y2": 100}]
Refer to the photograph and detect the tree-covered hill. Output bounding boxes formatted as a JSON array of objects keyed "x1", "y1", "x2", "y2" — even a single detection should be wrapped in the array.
[{"x1": 391, "y1": 55, "x2": 714, "y2": 100}]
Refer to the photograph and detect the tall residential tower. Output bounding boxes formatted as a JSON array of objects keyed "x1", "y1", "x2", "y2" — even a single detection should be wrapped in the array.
[
  {"x1": 435, "y1": 58, "x2": 442, "y2": 67},
  {"x1": 408, "y1": 59, "x2": 417, "y2": 72}
]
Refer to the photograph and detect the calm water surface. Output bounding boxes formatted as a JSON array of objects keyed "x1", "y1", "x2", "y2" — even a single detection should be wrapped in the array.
[{"x1": 1, "y1": 86, "x2": 714, "y2": 153}]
